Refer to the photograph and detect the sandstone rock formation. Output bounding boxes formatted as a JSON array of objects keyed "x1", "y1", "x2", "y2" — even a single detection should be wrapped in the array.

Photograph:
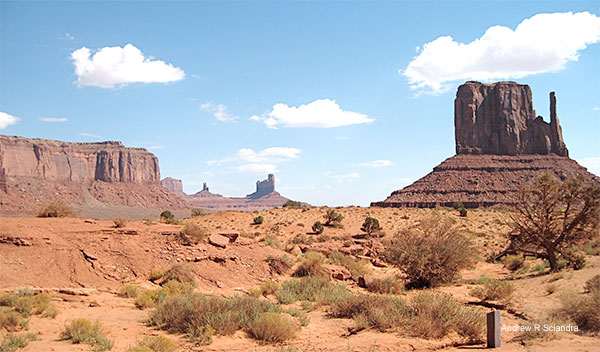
[
  {"x1": 162, "y1": 174, "x2": 291, "y2": 210},
  {"x1": 373, "y1": 81, "x2": 598, "y2": 208},
  {"x1": 0, "y1": 135, "x2": 189, "y2": 215},
  {"x1": 455, "y1": 81, "x2": 568, "y2": 156},
  {"x1": 160, "y1": 177, "x2": 184, "y2": 196}
]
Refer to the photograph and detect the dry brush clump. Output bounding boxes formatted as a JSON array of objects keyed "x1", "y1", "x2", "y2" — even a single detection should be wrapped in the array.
[
  {"x1": 148, "y1": 294, "x2": 299, "y2": 344},
  {"x1": 0, "y1": 333, "x2": 37, "y2": 352},
  {"x1": 248, "y1": 312, "x2": 299, "y2": 344},
  {"x1": 177, "y1": 222, "x2": 208, "y2": 246},
  {"x1": 327, "y1": 252, "x2": 369, "y2": 281},
  {"x1": 0, "y1": 291, "x2": 58, "y2": 329},
  {"x1": 36, "y1": 200, "x2": 74, "y2": 218},
  {"x1": 323, "y1": 209, "x2": 344, "y2": 228},
  {"x1": 365, "y1": 276, "x2": 404, "y2": 295},
  {"x1": 275, "y1": 276, "x2": 349, "y2": 305},
  {"x1": 127, "y1": 336, "x2": 178, "y2": 352},
  {"x1": 384, "y1": 213, "x2": 477, "y2": 288},
  {"x1": 554, "y1": 275, "x2": 600, "y2": 332},
  {"x1": 293, "y1": 251, "x2": 328, "y2": 278},
  {"x1": 59, "y1": 318, "x2": 114, "y2": 351},
  {"x1": 266, "y1": 255, "x2": 293, "y2": 275},
  {"x1": 470, "y1": 279, "x2": 515, "y2": 302}
]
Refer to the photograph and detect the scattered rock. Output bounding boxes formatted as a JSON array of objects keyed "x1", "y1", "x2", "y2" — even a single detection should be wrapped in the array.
[
  {"x1": 0, "y1": 236, "x2": 32, "y2": 246},
  {"x1": 371, "y1": 257, "x2": 387, "y2": 268},
  {"x1": 220, "y1": 232, "x2": 239, "y2": 243},
  {"x1": 324, "y1": 264, "x2": 351, "y2": 281},
  {"x1": 209, "y1": 234, "x2": 229, "y2": 248},
  {"x1": 358, "y1": 274, "x2": 375, "y2": 289}
]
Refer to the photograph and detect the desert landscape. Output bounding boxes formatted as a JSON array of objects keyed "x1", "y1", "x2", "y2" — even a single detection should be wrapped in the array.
[{"x1": 1, "y1": 2, "x2": 599, "y2": 352}]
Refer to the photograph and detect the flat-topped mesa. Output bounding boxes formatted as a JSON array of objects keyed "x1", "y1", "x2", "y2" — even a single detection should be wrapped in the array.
[
  {"x1": 455, "y1": 81, "x2": 568, "y2": 156},
  {"x1": 160, "y1": 177, "x2": 184, "y2": 194},
  {"x1": 247, "y1": 174, "x2": 276, "y2": 199},
  {"x1": 0, "y1": 135, "x2": 160, "y2": 184}
]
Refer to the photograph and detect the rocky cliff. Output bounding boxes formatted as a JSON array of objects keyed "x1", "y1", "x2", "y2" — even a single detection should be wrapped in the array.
[
  {"x1": 0, "y1": 135, "x2": 189, "y2": 216},
  {"x1": 247, "y1": 174, "x2": 276, "y2": 199},
  {"x1": 160, "y1": 177, "x2": 184, "y2": 195},
  {"x1": 0, "y1": 135, "x2": 160, "y2": 184},
  {"x1": 373, "y1": 81, "x2": 597, "y2": 208},
  {"x1": 455, "y1": 81, "x2": 568, "y2": 156}
]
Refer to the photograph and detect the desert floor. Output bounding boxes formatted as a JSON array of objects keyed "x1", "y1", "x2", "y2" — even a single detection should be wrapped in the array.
[{"x1": 1, "y1": 206, "x2": 598, "y2": 351}]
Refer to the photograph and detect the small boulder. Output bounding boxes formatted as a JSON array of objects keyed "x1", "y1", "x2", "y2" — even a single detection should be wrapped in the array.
[
  {"x1": 358, "y1": 274, "x2": 375, "y2": 289},
  {"x1": 324, "y1": 264, "x2": 351, "y2": 281},
  {"x1": 220, "y1": 232, "x2": 239, "y2": 243},
  {"x1": 209, "y1": 234, "x2": 229, "y2": 248}
]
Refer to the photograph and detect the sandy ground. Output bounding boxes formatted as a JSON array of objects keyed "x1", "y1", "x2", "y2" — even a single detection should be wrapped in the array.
[{"x1": 1, "y1": 207, "x2": 598, "y2": 351}]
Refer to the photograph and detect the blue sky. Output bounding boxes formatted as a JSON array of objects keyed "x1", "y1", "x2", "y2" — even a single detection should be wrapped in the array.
[{"x1": 1, "y1": 1, "x2": 599, "y2": 206}]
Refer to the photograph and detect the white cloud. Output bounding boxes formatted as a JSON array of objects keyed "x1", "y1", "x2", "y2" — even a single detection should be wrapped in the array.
[
  {"x1": 593, "y1": 107, "x2": 600, "y2": 111},
  {"x1": 201, "y1": 102, "x2": 238, "y2": 122},
  {"x1": 79, "y1": 132, "x2": 102, "y2": 139},
  {"x1": 578, "y1": 157, "x2": 600, "y2": 176},
  {"x1": 355, "y1": 160, "x2": 395, "y2": 168},
  {"x1": 207, "y1": 147, "x2": 301, "y2": 174},
  {"x1": 41, "y1": 117, "x2": 68, "y2": 123},
  {"x1": 403, "y1": 12, "x2": 600, "y2": 93},
  {"x1": 65, "y1": 33, "x2": 75, "y2": 40},
  {"x1": 332, "y1": 172, "x2": 359, "y2": 183},
  {"x1": 0, "y1": 112, "x2": 20, "y2": 129},
  {"x1": 71, "y1": 43, "x2": 185, "y2": 88},
  {"x1": 236, "y1": 163, "x2": 278, "y2": 174},
  {"x1": 251, "y1": 99, "x2": 373, "y2": 128}
]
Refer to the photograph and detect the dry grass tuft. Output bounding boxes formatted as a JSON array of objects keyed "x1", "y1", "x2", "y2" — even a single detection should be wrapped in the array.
[
  {"x1": 248, "y1": 312, "x2": 299, "y2": 343},
  {"x1": 59, "y1": 318, "x2": 114, "y2": 351},
  {"x1": 366, "y1": 276, "x2": 404, "y2": 295},
  {"x1": 177, "y1": 222, "x2": 208, "y2": 246},
  {"x1": 36, "y1": 200, "x2": 74, "y2": 218},
  {"x1": 293, "y1": 252, "x2": 327, "y2": 278},
  {"x1": 470, "y1": 279, "x2": 515, "y2": 302}
]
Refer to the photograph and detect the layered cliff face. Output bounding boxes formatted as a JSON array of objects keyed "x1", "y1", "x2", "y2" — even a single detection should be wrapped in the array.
[
  {"x1": 373, "y1": 81, "x2": 597, "y2": 208},
  {"x1": 160, "y1": 177, "x2": 184, "y2": 195},
  {"x1": 0, "y1": 135, "x2": 160, "y2": 184},
  {"x1": 455, "y1": 81, "x2": 568, "y2": 156},
  {"x1": 247, "y1": 174, "x2": 276, "y2": 199},
  {"x1": 0, "y1": 135, "x2": 190, "y2": 215}
]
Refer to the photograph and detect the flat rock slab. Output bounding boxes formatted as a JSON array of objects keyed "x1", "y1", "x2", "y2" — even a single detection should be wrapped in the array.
[
  {"x1": 209, "y1": 234, "x2": 229, "y2": 248},
  {"x1": 219, "y1": 233, "x2": 239, "y2": 243}
]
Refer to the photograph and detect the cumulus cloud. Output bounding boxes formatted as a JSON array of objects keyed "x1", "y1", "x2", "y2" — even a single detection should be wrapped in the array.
[
  {"x1": 355, "y1": 160, "x2": 395, "y2": 168},
  {"x1": 207, "y1": 147, "x2": 301, "y2": 174},
  {"x1": 201, "y1": 102, "x2": 238, "y2": 122},
  {"x1": 71, "y1": 43, "x2": 185, "y2": 88},
  {"x1": 578, "y1": 157, "x2": 600, "y2": 176},
  {"x1": 251, "y1": 99, "x2": 373, "y2": 128},
  {"x1": 0, "y1": 112, "x2": 20, "y2": 129},
  {"x1": 403, "y1": 12, "x2": 600, "y2": 93},
  {"x1": 41, "y1": 117, "x2": 68, "y2": 123}
]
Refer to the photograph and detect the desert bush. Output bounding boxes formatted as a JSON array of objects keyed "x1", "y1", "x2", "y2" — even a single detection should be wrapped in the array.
[
  {"x1": 502, "y1": 255, "x2": 524, "y2": 271},
  {"x1": 283, "y1": 200, "x2": 303, "y2": 209},
  {"x1": 0, "y1": 309, "x2": 25, "y2": 331},
  {"x1": 11, "y1": 293, "x2": 56, "y2": 318},
  {"x1": 366, "y1": 276, "x2": 404, "y2": 295},
  {"x1": 0, "y1": 293, "x2": 16, "y2": 307},
  {"x1": 149, "y1": 269, "x2": 164, "y2": 283},
  {"x1": 113, "y1": 217, "x2": 127, "y2": 228},
  {"x1": 159, "y1": 210, "x2": 177, "y2": 224},
  {"x1": 135, "y1": 290, "x2": 162, "y2": 310},
  {"x1": 257, "y1": 281, "x2": 280, "y2": 297},
  {"x1": 384, "y1": 213, "x2": 476, "y2": 288},
  {"x1": 267, "y1": 255, "x2": 292, "y2": 275},
  {"x1": 191, "y1": 208, "x2": 206, "y2": 217},
  {"x1": 248, "y1": 312, "x2": 299, "y2": 343},
  {"x1": 127, "y1": 346, "x2": 153, "y2": 352},
  {"x1": 177, "y1": 222, "x2": 207, "y2": 246},
  {"x1": 330, "y1": 294, "x2": 406, "y2": 331},
  {"x1": 187, "y1": 324, "x2": 214, "y2": 346},
  {"x1": 556, "y1": 289, "x2": 600, "y2": 332},
  {"x1": 253, "y1": 216, "x2": 264, "y2": 225},
  {"x1": 159, "y1": 263, "x2": 195, "y2": 286},
  {"x1": 328, "y1": 252, "x2": 368, "y2": 280},
  {"x1": 119, "y1": 284, "x2": 140, "y2": 298},
  {"x1": 452, "y1": 202, "x2": 465, "y2": 210},
  {"x1": 361, "y1": 217, "x2": 381, "y2": 236},
  {"x1": 276, "y1": 276, "x2": 334, "y2": 304},
  {"x1": 316, "y1": 233, "x2": 330, "y2": 242},
  {"x1": 459, "y1": 208, "x2": 468, "y2": 217},
  {"x1": 585, "y1": 275, "x2": 600, "y2": 293},
  {"x1": 36, "y1": 200, "x2": 74, "y2": 218},
  {"x1": 0, "y1": 333, "x2": 36, "y2": 352},
  {"x1": 135, "y1": 336, "x2": 178, "y2": 352},
  {"x1": 470, "y1": 279, "x2": 515, "y2": 302},
  {"x1": 323, "y1": 209, "x2": 344, "y2": 228},
  {"x1": 148, "y1": 293, "x2": 283, "y2": 338},
  {"x1": 517, "y1": 317, "x2": 562, "y2": 341},
  {"x1": 407, "y1": 292, "x2": 484, "y2": 341},
  {"x1": 293, "y1": 252, "x2": 327, "y2": 278},
  {"x1": 510, "y1": 173, "x2": 600, "y2": 272},
  {"x1": 311, "y1": 221, "x2": 324, "y2": 234},
  {"x1": 59, "y1": 318, "x2": 114, "y2": 351}
]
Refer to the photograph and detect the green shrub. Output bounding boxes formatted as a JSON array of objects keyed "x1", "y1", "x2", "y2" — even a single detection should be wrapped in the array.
[
  {"x1": 160, "y1": 211, "x2": 177, "y2": 224},
  {"x1": 470, "y1": 279, "x2": 515, "y2": 302},
  {"x1": 248, "y1": 312, "x2": 299, "y2": 343},
  {"x1": 384, "y1": 213, "x2": 476, "y2": 288},
  {"x1": 136, "y1": 336, "x2": 178, "y2": 352},
  {"x1": 0, "y1": 333, "x2": 37, "y2": 352},
  {"x1": 502, "y1": 255, "x2": 524, "y2": 271},
  {"x1": 191, "y1": 208, "x2": 206, "y2": 217},
  {"x1": 283, "y1": 200, "x2": 303, "y2": 209},
  {"x1": 328, "y1": 252, "x2": 368, "y2": 280},
  {"x1": 0, "y1": 310, "x2": 25, "y2": 331},
  {"x1": 127, "y1": 346, "x2": 153, "y2": 352},
  {"x1": 0, "y1": 293, "x2": 16, "y2": 307},
  {"x1": 253, "y1": 216, "x2": 264, "y2": 225},
  {"x1": 119, "y1": 284, "x2": 140, "y2": 298},
  {"x1": 365, "y1": 276, "x2": 404, "y2": 295},
  {"x1": 361, "y1": 217, "x2": 381, "y2": 236},
  {"x1": 311, "y1": 221, "x2": 324, "y2": 234},
  {"x1": 330, "y1": 294, "x2": 406, "y2": 331},
  {"x1": 36, "y1": 200, "x2": 74, "y2": 218},
  {"x1": 113, "y1": 217, "x2": 127, "y2": 228},
  {"x1": 177, "y1": 222, "x2": 208, "y2": 246},
  {"x1": 187, "y1": 324, "x2": 214, "y2": 346},
  {"x1": 135, "y1": 290, "x2": 162, "y2": 310},
  {"x1": 323, "y1": 209, "x2": 344, "y2": 228},
  {"x1": 149, "y1": 269, "x2": 164, "y2": 283},
  {"x1": 59, "y1": 318, "x2": 114, "y2": 351},
  {"x1": 293, "y1": 252, "x2": 327, "y2": 278},
  {"x1": 276, "y1": 276, "x2": 333, "y2": 304},
  {"x1": 159, "y1": 263, "x2": 195, "y2": 285},
  {"x1": 459, "y1": 208, "x2": 468, "y2": 217}
]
